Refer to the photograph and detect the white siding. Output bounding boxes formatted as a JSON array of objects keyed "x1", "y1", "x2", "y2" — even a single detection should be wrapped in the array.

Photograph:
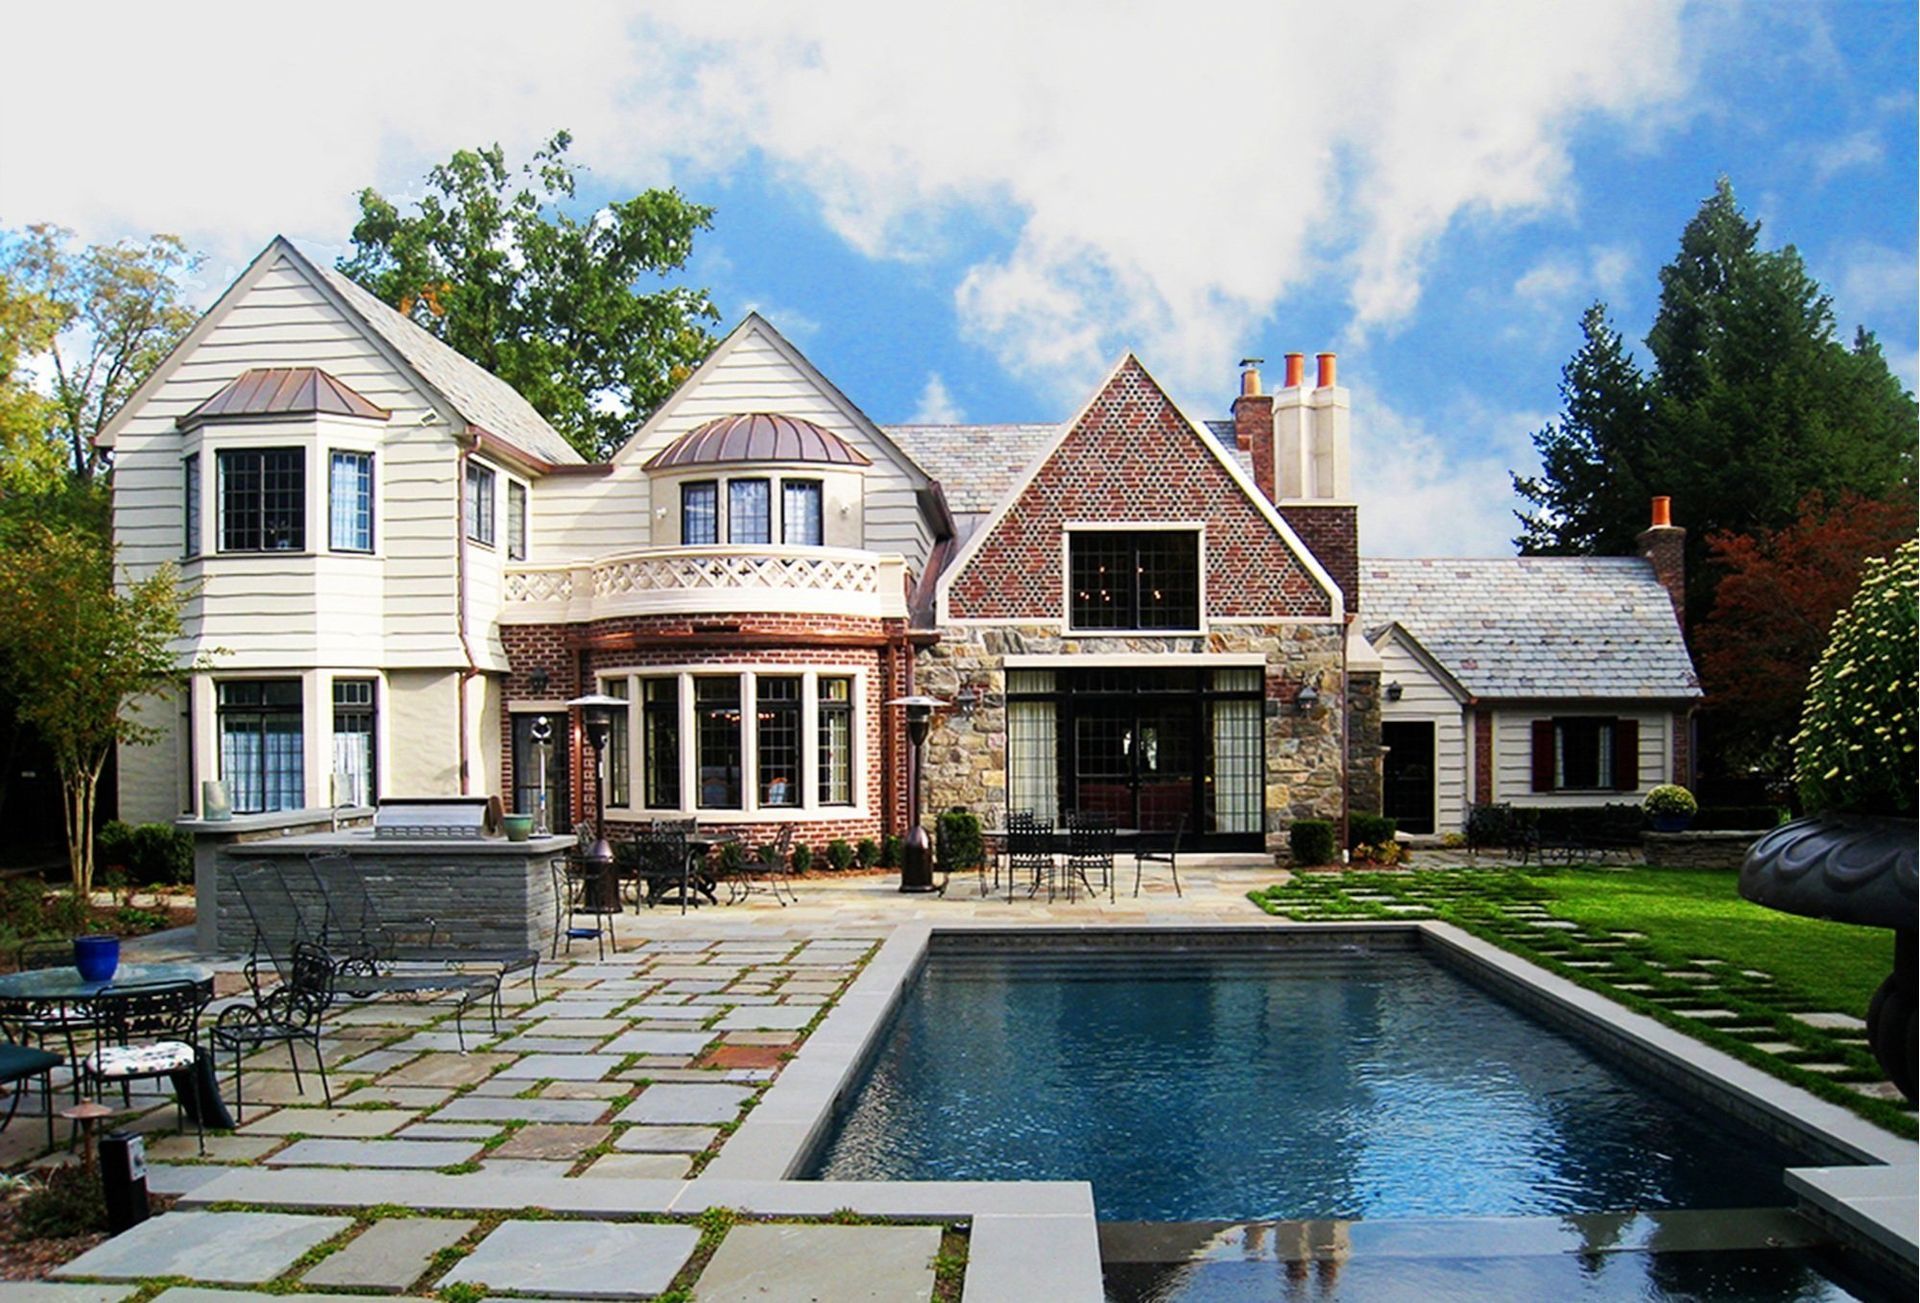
[
  {"x1": 115, "y1": 689, "x2": 185, "y2": 825},
  {"x1": 1491, "y1": 705, "x2": 1669, "y2": 806},
  {"x1": 1375, "y1": 636, "x2": 1468, "y2": 836},
  {"x1": 385, "y1": 670, "x2": 462, "y2": 796}
]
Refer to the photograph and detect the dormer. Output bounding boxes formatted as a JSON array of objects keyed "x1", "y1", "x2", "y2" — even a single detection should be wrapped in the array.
[{"x1": 643, "y1": 412, "x2": 870, "y2": 549}]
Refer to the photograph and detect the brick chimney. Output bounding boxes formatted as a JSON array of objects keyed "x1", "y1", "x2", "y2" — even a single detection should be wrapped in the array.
[
  {"x1": 1636, "y1": 495, "x2": 1687, "y2": 631},
  {"x1": 1232, "y1": 358, "x2": 1275, "y2": 501}
]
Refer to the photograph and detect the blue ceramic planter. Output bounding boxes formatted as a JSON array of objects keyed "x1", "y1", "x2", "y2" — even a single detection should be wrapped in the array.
[{"x1": 73, "y1": 935, "x2": 119, "y2": 983}]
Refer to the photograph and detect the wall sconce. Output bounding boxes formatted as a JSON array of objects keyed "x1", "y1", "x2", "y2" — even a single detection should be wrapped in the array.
[
  {"x1": 529, "y1": 667, "x2": 550, "y2": 694},
  {"x1": 1295, "y1": 682, "x2": 1320, "y2": 713},
  {"x1": 954, "y1": 682, "x2": 982, "y2": 716},
  {"x1": 1385, "y1": 681, "x2": 1403, "y2": 702}
]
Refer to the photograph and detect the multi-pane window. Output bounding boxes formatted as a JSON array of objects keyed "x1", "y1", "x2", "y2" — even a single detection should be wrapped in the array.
[
  {"x1": 783, "y1": 480, "x2": 824, "y2": 546},
  {"x1": 1068, "y1": 530, "x2": 1201, "y2": 630},
  {"x1": 757, "y1": 676, "x2": 801, "y2": 806},
  {"x1": 682, "y1": 481, "x2": 718, "y2": 545},
  {"x1": 331, "y1": 679, "x2": 376, "y2": 806},
  {"x1": 329, "y1": 451, "x2": 374, "y2": 553},
  {"x1": 695, "y1": 677, "x2": 743, "y2": 809},
  {"x1": 602, "y1": 678, "x2": 630, "y2": 807},
  {"x1": 218, "y1": 448, "x2": 305, "y2": 552},
  {"x1": 507, "y1": 481, "x2": 528, "y2": 561},
  {"x1": 643, "y1": 678, "x2": 680, "y2": 809},
  {"x1": 183, "y1": 454, "x2": 201, "y2": 557},
  {"x1": 219, "y1": 679, "x2": 304, "y2": 813},
  {"x1": 818, "y1": 677, "x2": 853, "y2": 805},
  {"x1": 728, "y1": 479, "x2": 771, "y2": 545},
  {"x1": 465, "y1": 462, "x2": 495, "y2": 546}
]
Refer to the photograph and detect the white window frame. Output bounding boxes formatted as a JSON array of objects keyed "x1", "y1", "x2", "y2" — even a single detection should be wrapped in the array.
[{"x1": 465, "y1": 460, "x2": 497, "y2": 548}]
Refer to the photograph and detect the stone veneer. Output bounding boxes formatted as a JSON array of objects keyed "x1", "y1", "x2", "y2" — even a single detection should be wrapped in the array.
[
  {"x1": 1346, "y1": 667, "x2": 1383, "y2": 818},
  {"x1": 913, "y1": 623, "x2": 1345, "y2": 858}
]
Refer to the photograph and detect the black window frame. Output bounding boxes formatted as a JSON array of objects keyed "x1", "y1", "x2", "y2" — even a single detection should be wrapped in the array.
[
  {"x1": 331, "y1": 678, "x2": 377, "y2": 806},
  {"x1": 217, "y1": 447, "x2": 306, "y2": 553},
  {"x1": 183, "y1": 452, "x2": 201, "y2": 558},
  {"x1": 682, "y1": 480, "x2": 718, "y2": 546},
  {"x1": 756, "y1": 675, "x2": 802, "y2": 807},
  {"x1": 728, "y1": 478, "x2": 772, "y2": 545},
  {"x1": 642, "y1": 677, "x2": 681, "y2": 809},
  {"x1": 217, "y1": 678, "x2": 305, "y2": 814},
  {"x1": 602, "y1": 677, "x2": 630, "y2": 807},
  {"x1": 1068, "y1": 529, "x2": 1201, "y2": 631},
  {"x1": 782, "y1": 479, "x2": 824, "y2": 546},
  {"x1": 1557, "y1": 717, "x2": 1615, "y2": 791},
  {"x1": 695, "y1": 676, "x2": 743, "y2": 809},
  {"x1": 818, "y1": 676, "x2": 854, "y2": 806},
  {"x1": 465, "y1": 461, "x2": 496, "y2": 547}
]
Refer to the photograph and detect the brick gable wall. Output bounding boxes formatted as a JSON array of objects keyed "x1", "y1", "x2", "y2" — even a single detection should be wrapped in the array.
[{"x1": 947, "y1": 357, "x2": 1333, "y2": 622}]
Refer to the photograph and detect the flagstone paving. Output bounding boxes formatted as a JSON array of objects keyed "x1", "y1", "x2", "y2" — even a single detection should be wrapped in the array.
[
  {"x1": 299, "y1": 1217, "x2": 475, "y2": 1293},
  {"x1": 440, "y1": 1220, "x2": 699, "y2": 1298},
  {"x1": 53, "y1": 1213, "x2": 353, "y2": 1284},
  {"x1": 694, "y1": 1223, "x2": 941, "y2": 1303}
]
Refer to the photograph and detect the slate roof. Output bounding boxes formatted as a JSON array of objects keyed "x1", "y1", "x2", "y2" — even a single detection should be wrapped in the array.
[
  {"x1": 1360, "y1": 556, "x2": 1701, "y2": 700},
  {"x1": 178, "y1": 367, "x2": 389, "y2": 427},
  {"x1": 1203, "y1": 419, "x2": 1258, "y2": 478},
  {"x1": 881, "y1": 423, "x2": 1060, "y2": 515},
  {"x1": 304, "y1": 256, "x2": 584, "y2": 466}
]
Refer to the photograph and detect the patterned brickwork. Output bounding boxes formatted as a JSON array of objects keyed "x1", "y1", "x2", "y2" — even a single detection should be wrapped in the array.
[{"x1": 947, "y1": 357, "x2": 1333, "y2": 622}]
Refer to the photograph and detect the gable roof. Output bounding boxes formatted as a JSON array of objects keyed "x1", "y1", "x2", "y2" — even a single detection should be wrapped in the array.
[
  {"x1": 178, "y1": 367, "x2": 389, "y2": 427},
  {"x1": 882, "y1": 423, "x2": 1059, "y2": 516},
  {"x1": 1360, "y1": 556, "x2": 1701, "y2": 700}
]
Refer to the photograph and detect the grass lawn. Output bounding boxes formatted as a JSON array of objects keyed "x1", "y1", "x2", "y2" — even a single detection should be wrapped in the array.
[{"x1": 1249, "y1": 863, "x2": 1915, "y2": 1137}]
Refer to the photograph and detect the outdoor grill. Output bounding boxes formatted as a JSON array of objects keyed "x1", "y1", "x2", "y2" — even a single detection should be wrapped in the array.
[{"x1": 372, "y1": 796, "x2": 493, "y2": 839}]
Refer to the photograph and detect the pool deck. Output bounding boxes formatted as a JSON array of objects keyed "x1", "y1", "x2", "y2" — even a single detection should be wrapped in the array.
[{"x1": 10, "y1": 862, "x2": 1914, "y2": 1300}]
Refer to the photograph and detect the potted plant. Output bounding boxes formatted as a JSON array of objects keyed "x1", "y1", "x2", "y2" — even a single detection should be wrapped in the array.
[{"x1": 1643, "y1": 784, "x2": 1698, "y2": 833}]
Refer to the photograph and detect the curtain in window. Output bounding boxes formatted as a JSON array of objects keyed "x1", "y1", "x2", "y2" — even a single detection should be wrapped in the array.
[
  {"x1": 1007, "y1": 700, "x2": 1058, "y2": 822},
  {"x1": 783, "y1": 481, "x2": 823, "y2": 545},
  {"x1": 1211, "y1": 697, "x2": 1262, "y2": 833},
  {"x1": 682, "y1": 483, "x2": 718, "y2": 545},
  {"x1": 818, "y1": 677, "x2": 853, "y2": 804},
  {"x1": 729, "y1": 480, "x2": 771, "y2": 545},
  {"x1": 330, "y1": 453, "x2": 373, "y2": 552},
  {"x1": 331, "y1": 679, "x2": 375, "y2": 806},
  {"x1": 603, "y1": 679, "x2": 630, "y2": 806}
]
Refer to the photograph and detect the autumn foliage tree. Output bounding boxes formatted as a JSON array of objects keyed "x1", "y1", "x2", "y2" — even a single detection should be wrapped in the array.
[{"x1": 1695, "y1": 490, "x2": 1917, "y2": 769}]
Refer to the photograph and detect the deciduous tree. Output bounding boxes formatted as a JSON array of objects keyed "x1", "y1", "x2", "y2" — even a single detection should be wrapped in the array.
[{"x1": 338, "y1": 131, "x2": 719, "y2": 461}]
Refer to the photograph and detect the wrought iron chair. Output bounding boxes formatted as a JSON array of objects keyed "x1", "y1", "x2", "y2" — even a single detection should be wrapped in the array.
[
  {"x1": 631, "y1": 822, "x2": 699, "y2": 915},
  {"x1": 1134, "y1": 813, "x2": 1186, "y2": 898},
  {"x1": 0, "y1": 1040, "x2": 59, "y2": 1151},
  {"x1": 212, "y1": 940, "x2": 339, "y2": 1122},
  {"x1": 11, "y1": 941, "x2": 103, "y2": 1099},
  {"x1": 77, "y1": 979, "x2": 212, "y2": 1152},
  {"x1": 1007, "y1": 813, "x2": 1056, "y2": 902},
  {"x1": 732, "y1": 825, "x2": 795, "y2": 905},
  {"x1": 553, "y1": 854, "x2": 618, "y2": 960},
  {"x1": 1064, "y1": 811, "x2": 1117, "y2": 902}
]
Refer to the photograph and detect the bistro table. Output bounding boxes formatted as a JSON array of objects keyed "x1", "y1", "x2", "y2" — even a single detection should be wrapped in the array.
[{"x1": 0, "y1": 960, "x2": 230, "y2": 1127}]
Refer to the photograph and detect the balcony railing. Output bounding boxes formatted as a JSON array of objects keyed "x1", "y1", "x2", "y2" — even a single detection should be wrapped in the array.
[{"x1": 502, "y1": 545, "x2": 908, "y2": 622}]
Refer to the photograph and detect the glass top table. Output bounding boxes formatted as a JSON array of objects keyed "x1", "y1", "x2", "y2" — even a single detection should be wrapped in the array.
[{"x1": 0, "y1": 961, "x2": 214, "y2": 1005}]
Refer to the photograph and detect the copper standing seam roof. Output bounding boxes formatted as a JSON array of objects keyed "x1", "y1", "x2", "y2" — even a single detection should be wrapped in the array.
[
  {"x1": 644, "y1": 412, "x2": 872, "y2": 470},
  {"x1": 176, "y1": 367, "x2": 391, "y2": 428}
]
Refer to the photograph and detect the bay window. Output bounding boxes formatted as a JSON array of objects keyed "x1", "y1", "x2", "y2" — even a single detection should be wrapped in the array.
[
  {"x1": 219, "y1": 448, "x2": 305, "y2": 553},
  {"x1": 696, "y1": 677, "x2": 743, "y2": 808},
  {"x1": 507, "y1": 480, "x2": 528, "y2": 561},
  {"x1": 682, "y1": 481, "x2": 718, "y2": 545},
  {"x1": 465, "y1": 462, "x2": 495, "y2": 546},
  {"x1": 728, "y1": 479, "x2": 771, "y2": 544},
  {"x1": 602, "y1": 678, "x2": 630, "y2": 806},
  {"x1": 818, "y1": 677, "x2": 853, "y2": 805},
  {"x1": 219, "y1": 679, "x2": 304, "y2": 813},
  {"x1": 783, "y1": 480, "x2": 824, "y2": 545},
  {"x1": 643, "y1": 678, "x2": 680, "y2": 808},
  {"x1": 757, "y1": 677, "x2": 801, "y2": 806},
  {"x1": 329, "y1": 451, "x2": 374, "y2": 553},
  {"x1": 183, "y1": 453, "x2": 201, "y2": 558}
]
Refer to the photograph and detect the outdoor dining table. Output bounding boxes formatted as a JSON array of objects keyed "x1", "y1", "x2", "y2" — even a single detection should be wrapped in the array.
[
  {"x1": 976, "y1": 825, "x2": 1146, "y2": 900},
  {"x1": 0, "y1": 960, "x2": 232, "y2": 1127}
]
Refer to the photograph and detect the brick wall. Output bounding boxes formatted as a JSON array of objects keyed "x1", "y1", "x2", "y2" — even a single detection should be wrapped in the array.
[
  {"x1": 1280, "y1": 504, "x2": 1360, "y2": 616},
  {"x1": 1636, "y1": 523, "x2": 1687, "y2": 633},
  {"x1": 1473, "y1": 711, "x2": 1493, "y2": 806},
  {"x1": 947, "y1": 357, "x2": 1334, "y2": 621},
  {"x1": 1672, "y1": 708, "x2": 1693, "y2": 789}
]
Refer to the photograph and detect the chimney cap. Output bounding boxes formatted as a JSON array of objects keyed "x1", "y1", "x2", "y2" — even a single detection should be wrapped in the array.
[
  {"x1": 1239, "y1": 357, "x2": 1264, "y2": 369},
  {"x1": 1650, "y1": 495, "x2": 1672, "y2": 528}
]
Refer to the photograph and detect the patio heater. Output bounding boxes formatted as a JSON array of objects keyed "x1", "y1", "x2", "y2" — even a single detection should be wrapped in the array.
[
  {"x1": 888, "y1": 695, "x2": 948, "y2": 893},
  {"x1": 567, "y1": 693, "x2": 625, "y2": 867}
]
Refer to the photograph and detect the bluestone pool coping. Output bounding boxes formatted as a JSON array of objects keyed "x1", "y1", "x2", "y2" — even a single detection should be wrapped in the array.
[{"x1": 176, "y1": 916, "x2": 1917, "y2": 1299}]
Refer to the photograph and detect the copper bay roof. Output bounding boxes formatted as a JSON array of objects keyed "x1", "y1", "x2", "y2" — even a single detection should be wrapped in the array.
[
  {"x1": 645, "y1": 412, "x2": 872, "y2": 470},
  {"x1": 178, "y1": 367, "x2": 390, "y2": 427}
]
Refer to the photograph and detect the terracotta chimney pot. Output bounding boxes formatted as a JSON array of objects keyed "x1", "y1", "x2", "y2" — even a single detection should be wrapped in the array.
[
  {"x1": 1239, "y1": 358, "x2": 1263, "y2": 397},
  {"x1": 1283, "y1": 353, "x2": 1305, "y2": 389},
  {"x1": 1651, "y1": 495, "x2": 1672, "y2": 528},
  {"x1": 1316, "y1": 352, "x2": 1337, "y2": 389}
]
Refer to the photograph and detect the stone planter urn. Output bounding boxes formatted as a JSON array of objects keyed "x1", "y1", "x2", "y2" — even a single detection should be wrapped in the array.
[{"x1": 1739, "y1": 814, "x2": 1917, "y2": 1101}]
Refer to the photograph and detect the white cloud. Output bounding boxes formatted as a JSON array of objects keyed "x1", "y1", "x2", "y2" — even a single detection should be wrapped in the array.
[
  {"x1": 1349, "y1": 385, "x2": 1548, "y2": 557},
  {"x1": 1513, "y1": 256, "x2": 1583, "y2": 308},
  {"x1": 0, "y1": 1, "x2": 1693, "y2": 403},
  {"x1": 908, "y1": 373, "x2": 965, "y2": 425},
  {"x1": 1809, "y1": 129, "x2": 1884, "y2": 186}
]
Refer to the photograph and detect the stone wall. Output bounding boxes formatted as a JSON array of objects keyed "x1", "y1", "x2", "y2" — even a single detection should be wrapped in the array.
[
  {"x1": 915, "y1": 623, "x2": 1345, "y2": 857},
  {"x1": 1642, "y1": 829, "x2": 1764, "y2": 871},
  {"x1": 1347, "y1": 668, "x2": 1383, "y2": 818}
]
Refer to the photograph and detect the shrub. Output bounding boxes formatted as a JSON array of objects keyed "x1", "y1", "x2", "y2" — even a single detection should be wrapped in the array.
[
  {"x1": 1352, "y1": 840, "x2": 1406, "y2": 866},
  {"x1": 1693, "y1": 805, "x2": 1784, "y2": 832},
  {"x1": 1643, "y1": 784, "x2": 1698, "y2": 817},
  {"x1": 1349, "y1": 813, "x2": 1397, "y2": 848},
  {"x1": 719, "y1": 841, "x2": 748, "y2": 874},
  {"x1": 754, "y1": 841, "x2": 780, "y2": 869},
  {"x1": 0, "y1": 878, "x2": 44, "y2": 932},
  {"x1": 935, "y1": 808, "x2": 985, "y2": 871},
  {"x1": 95, "y1": 820, "x2": 135, "y2": 873},
  {"x1": 879, "y1": 835, "x2": 903, "y2": 868},
  {"x1": 790, "y1": 843, "x2": 813, "y2": 873},
  {"x1": 1794, "y1": 540, "x2": 1917, "y2": 816},
  {"x1": 855, "y1": 838, "x2": 879, "y2": 869},
  {"x1": 825, "y1": 839, "x2": 855, "y2": 871},
  {"x1": 128, "y1": 822, "x2": 194, "y2": 886},
  {"x1": 17, "y1": 1163, "x2": 106, "y2": 1238},
  {"x1": 1289, "y1": 820, "x2": 1335, "y2": 866}
]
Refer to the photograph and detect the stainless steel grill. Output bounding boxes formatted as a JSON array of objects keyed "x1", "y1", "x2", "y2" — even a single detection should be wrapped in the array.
[{"x1": 372, "y1": 797, "x2": 492, "y2": 840}]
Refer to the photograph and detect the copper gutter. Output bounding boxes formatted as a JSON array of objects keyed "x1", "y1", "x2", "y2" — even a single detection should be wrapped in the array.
[
  {"x1": 453, "y1": 445, "x2": 482, "y2": 794},
  {"x1": 576, "y1": 629, "x2": 895, "y2": 653}
]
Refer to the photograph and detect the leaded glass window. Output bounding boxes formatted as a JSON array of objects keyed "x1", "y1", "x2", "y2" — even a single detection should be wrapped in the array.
[
  {"x1": 465, "y1": 462, "x2": 495, "y2": 546},
  {"x1": 757, "y1": 676, "x2": 801, "y2": 807},
  {"x1": 695, "y1": 677, "x2": 742, "y2": 808},
  {"x1": 643, "y1": 678, "x2": 680, "y2": 808},
  {"x1": 818, "y1": 677, "x2": 853, "y2": 805},
  {"x1": 219, "y1": 679, "x2": 304, "y2": 813},
  {"x1": 507, "y1": 480, "x2": 528, "y2": 561},
  {"x1": 1068, "y1": 530, "x2": 1200, "y2": 630},
  {"x1": 728, "y1": 479, "x2": 771, "y2": 545},
  {"x1": 783, "y1": 480, "x2": 824, "y2": 546},
  {"x1": 183, "y1": 454, "x2": 201, "y2": 557},
  {"x1": 682, "y1": 481, "x2": 718, "y2": 545},
  {"x1": 218, "y1": 448, "x2": 305, "y2": 552},
  {"x1": 602, "y1": 678, "x2": 630, "y2": 806},
  {"x1": 331, "y1": 679, "x2": 376, "y2": 806},
  {"x1": 329, "y1": 451, "x2": 373, "y2": 553}
]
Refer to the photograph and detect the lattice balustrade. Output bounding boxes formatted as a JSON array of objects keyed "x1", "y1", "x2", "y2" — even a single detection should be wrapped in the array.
[
  {"x1": 503, "y1": 568, "x2": 576, "y2": 603},
  {"x1": 505, "y1": 548, "x2": 882, "y2": 608}
]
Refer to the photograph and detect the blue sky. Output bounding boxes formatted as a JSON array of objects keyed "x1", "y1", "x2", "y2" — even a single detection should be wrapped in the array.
[{"x1": 2, "y1": 2, "x2": 1912, "y2": 554}]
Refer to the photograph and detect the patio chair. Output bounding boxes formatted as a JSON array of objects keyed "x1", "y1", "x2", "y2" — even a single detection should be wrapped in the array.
[
  {"x1": 553, "y1": 854, "x2": 618, "y2": 960},
  {"x1": 1064, "y1": 811, "x2": 1116, "y2": 902},
  {"x1": 1007, "y1": 813, "x2": 1055, "y2": 902},
  {"x1": 76, "y1": 978, "x2": 212, "y2": 1152},
  {"x1": 11, "y1": 941, "x2": 104, "y2": 1099},
  {"x1": 731, "y1": 825, "x2": 795, "y2": 905},
  {"x1": 631, "y1": 823, "x2": 700, "y2": 915},
  {"x1": 211, "y1": 940, "x2": 339, "y2": 1122},
  {"x1": 0, "y1": 1041, "x2": 59, "y2": 1151},
  {"x1": 1134, "y1": 814, "x2": 1186, "y2": 898}
]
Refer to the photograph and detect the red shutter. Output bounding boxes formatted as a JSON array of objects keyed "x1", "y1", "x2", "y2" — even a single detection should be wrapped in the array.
[
  {"x1": 1530, "y1": 720, "x2": 1556, "y2": 792},
  {"x1": 1613, "y1": 718, "x2": 1639, "y2": 791}
]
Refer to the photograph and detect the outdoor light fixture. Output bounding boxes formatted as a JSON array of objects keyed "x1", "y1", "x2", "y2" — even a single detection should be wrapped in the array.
[
  {"x1": 1386, "y1": 680, "x2": 1403, "y2": 702},
  {"x1": 954, "y1": 682, "x2": 982, "y2": 716},
  {"x1": 1295, "y1": 682, "x2": 1320, "y2": 713},
  {"x1": 567, "y1": 692, "x2": 626, "y2": 868},
  {"x1": 529, "y1": 667, "x2": 550, "y2": 694},
  {"x1": 887, "y1": 694, "x2": 948, "y2": 893}
]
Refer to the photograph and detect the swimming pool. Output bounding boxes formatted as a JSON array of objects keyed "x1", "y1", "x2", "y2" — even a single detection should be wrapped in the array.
[{"x1": 806, "y1": 941, "x2": 1814, "y2": 1224}]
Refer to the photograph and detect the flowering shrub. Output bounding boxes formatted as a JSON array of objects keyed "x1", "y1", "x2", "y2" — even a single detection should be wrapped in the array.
[
  {"x1": 1793, "y1": 540, "x2": 1917, "y2": 816},
  {"x1": 1643, "y1": 785, "x2": 1698, "y2": 817}
]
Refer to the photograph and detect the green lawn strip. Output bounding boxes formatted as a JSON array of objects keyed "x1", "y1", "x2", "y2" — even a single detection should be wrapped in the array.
[{"x1": 1252, "y1": 868, "x2": 1915, "y2": 1137}]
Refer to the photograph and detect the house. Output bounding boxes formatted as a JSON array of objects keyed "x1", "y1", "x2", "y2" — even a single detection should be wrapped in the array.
[{"x1": 102, "y1": 236, "x2": 1699, "y2": 857}]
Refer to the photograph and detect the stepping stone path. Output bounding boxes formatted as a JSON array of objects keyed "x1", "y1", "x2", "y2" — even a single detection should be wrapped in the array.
[
  {"x1": 696, "y1": 1224, "x2": 941, "y2": 1303},
  {"x1": 54, "y1": 1213, "x2": 352, "y2": 1284},
  {"x1": 1793, "y1": 1011, "x2": 1868, "y2": 1032},
  {"x1": 442, "y1": 1220, "x2": 699, "y2": 1298},
  {"x1": 301, "y1": 1217, "x2": 475, "y2": 1292}
]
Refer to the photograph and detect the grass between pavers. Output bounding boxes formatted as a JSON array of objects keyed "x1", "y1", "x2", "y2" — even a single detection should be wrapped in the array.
[{"x1": 1250, "y1": 865, "x2": 1916, "y2": 1138}]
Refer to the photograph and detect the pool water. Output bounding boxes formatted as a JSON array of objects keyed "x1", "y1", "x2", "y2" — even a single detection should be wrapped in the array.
[{"x1": 807, "y1": 946, "x2": 1813, "y2": 1223}]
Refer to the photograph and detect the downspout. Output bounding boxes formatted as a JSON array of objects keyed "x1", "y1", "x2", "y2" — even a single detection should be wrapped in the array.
[
  {"x1": 453, "y1": 445, "x2": 481, "y2": 795},
  {"x1": 879, "y1": 636, "x2": 896, "y2": 840},
  {"x1": 1340, "y1": 615, "x2": 1352, "y2": 855}
]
